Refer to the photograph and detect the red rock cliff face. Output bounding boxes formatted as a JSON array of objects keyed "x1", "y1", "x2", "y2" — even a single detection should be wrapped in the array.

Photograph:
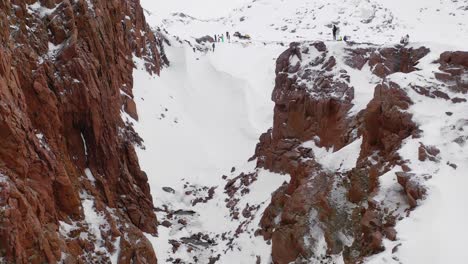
[
  {"x1": 0, "y1": 0, "x2": 163, "y2": 263},
  {"x1": 253, "y1": 42, "x2": 432, "y2": 264}
]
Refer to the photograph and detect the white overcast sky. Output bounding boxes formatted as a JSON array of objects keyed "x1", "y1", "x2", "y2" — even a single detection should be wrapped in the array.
[{"x1": 141, "y1": 0, "x2": 251, "y2": 19}]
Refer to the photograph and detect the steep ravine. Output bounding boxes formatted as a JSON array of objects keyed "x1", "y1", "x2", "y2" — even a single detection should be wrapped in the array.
[
  {"x1": 2, "y1": 0, "x2": 468, "y2": 263},
  {"x1": 0, "y1": 0, "x2": 164, "y2": 262}
]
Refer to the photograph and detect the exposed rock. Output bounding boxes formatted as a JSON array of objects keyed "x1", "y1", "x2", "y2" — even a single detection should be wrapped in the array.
[
  {"x1": 161, "y1": 220, "x2": 173, "y2": 227},
  {"x1": 368, "y1": 46, "x2": 430, "y2": 78},
  {"x1": 418, "y1": 143, "x2": 441, "y2": 162},
  {"x1": 360, "y1": 81, "x2": 416, "y2": 161},
  {"x1": 440, "y1": 51, "x2": 468, "y2": 68},
  {"x1": 195, "y1": 35, "x2": 215, "y2": 44},
  {"x1": 344, "y1": 48, "x2": 373, "y2": 69},
  {"x1": 437, "y1": 51, "x2": 468, "y2": 93},
  {"x1": 383, "y1": 227, "x2": 397, "y2": 241},
  {"x1": 163, "y1": 187, "x2": 176, "y2": 194},
  {"x1": 396, "y1": 172, "x2": 427, "y2": 208},
  {"x1": 452, "y1": 97, "x2": 467, "y2": 103},
  {"x1": 252, "y1": 42, "x2": 431, "y2": 263},
  {"x1": 0, "y1": 0, "x2": 163, "y2": 262}
]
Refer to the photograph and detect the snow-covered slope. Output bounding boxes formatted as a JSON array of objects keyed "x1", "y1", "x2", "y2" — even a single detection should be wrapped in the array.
[
  {"x1": 130, "y1": 41, "x2": 289, "y2": 263},
  {"x1": 132, "y1": 0, "x2": 468, "y2": 263},
  {"x1": 144, "y1": 0, "x2": 468, "y2": 47},
  {"x1": 366, "y1": 46, "x2": 468, "y2": 264}
]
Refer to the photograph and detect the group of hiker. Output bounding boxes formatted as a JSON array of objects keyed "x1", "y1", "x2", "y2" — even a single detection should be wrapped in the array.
[
  {"x1": 212, "y1": 32, "x2": 231, "y2": 52},
  {"x1": 212, "y1": 31, "x2": 231, "y2": 51},
  {"x1": 332, "y1": 24, "x2": 349, "y2": 42},
  {"x1": 214, "y1": 32, "x2": 231, "y2": 43},
  {"x1": 202, "y1": 25, "x2": 410, "y2": 53}
]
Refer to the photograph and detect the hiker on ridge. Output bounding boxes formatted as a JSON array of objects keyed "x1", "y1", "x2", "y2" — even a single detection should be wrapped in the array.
[
  {"x1": 400, "y1": 34, "x2": 410, "y2": 45},
  {"x1": 332, "y1": 25, "x2": 338, "y2": 41}
]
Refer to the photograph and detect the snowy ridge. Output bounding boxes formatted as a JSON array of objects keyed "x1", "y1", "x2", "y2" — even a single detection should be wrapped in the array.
[{"x1": 144, "y1": 0, "x2": 468, "y2": 47}]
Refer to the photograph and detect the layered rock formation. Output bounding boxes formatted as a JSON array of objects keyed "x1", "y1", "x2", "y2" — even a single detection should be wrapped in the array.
[
  {"x1": 251, "y1": 41, "x2": 462, "y2": 263},
  {"x1": 0, "y1": 0, "x2": 165, "y2": 262}
]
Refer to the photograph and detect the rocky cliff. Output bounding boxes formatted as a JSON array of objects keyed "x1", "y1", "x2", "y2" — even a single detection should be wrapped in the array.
[
  {"x1": 252, "y1": 41, "x2": 468, "y2": 263},
  {"x1": 0, "y1": 0, "x2": 164, "y2": 263}
]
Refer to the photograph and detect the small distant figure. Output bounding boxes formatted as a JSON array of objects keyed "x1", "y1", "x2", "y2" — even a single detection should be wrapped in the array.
[
  {"x1": 193, "y1": 47, "x2": 196, "y2": 52},
  {"x1": 212, "y1": 42, "x2": 215, "y2": 52},
  {"x1": 343, "y1": 36, "x2": 348, "y2": 42},
  {"x1": 400, "y1": 34, "x2": 410, "y2": 45},
  {"x1": 226, "y1": 31, "x2": 230, "y2": 42},
  {"x1": 332, "y1": 25, "x2": 338, "y2": 41},
  {"x1": 214, "y1": 35, "x2": 217, "y2": 42}
]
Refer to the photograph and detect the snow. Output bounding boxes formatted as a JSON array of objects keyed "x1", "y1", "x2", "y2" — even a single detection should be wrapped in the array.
[
  {"x1": 47, "y1": 42, "x2": 64, "y2": 59},
  {"x1": 84, "y1": 168, "x2": 96, "y2": 185},
  {"x1": 142, "y1": 0, "x2": 468, "y2": 48},
  {"x1": 81, "y1": 197, "x2": 107, "y2": 248},
  {"x1": 141, "y1": 0, "x2": 250, "y2": 20},
  {"x1": 59, "y1": 220, "x2": 79, "y2": 239},
  {"x1": 365, "y1": 45, "x2": 468, "y2": 263},
  {"x1": 133, "y1": 42, "x2": 284, "y2": 189},
  {"x1": 461, "y1": 72, "x2": 468, "y2": 84},
  {"x1": 328, "y1": 45, "x2": 380, "y2": 115},
  {"x1": 59, "y1": 192, "x2": 121, "y2": 263},
  {"x1": 133, "y1": 39, "x2": 288, "y2": 262},
  {"x1": 109, "y1": 236, "x2": 121, "y2": 264},
  {"x1": 78, "y1": 193, "x2": 121, "y2": 263},
  {"x1": 379, "y1": 0, "x2": 468, "y2": 47},
  {"x1": 81, "y1": 133, "x2": 88, "y2": 157},
  {"x1": 119, "y1": 89, "x2": 131, "y2": 98},
  {"x1": 0, "y1": 173, "x2": 7, "y2": 184},
  {"x1": 392, "y1": 96, "x2": 468, "y2": 263},
  {"x1": 302, "y1": 137, "x2": 363, "y2": 173},
  {"x1": 35, "y1": 132, "x2": 51, "y2": 151},
  {"x1": 27, "y1": 2, "x2": 58, "y2": 18},
  {"x1": 83, "y1": 0, "x2": 95, "y2": 15}
]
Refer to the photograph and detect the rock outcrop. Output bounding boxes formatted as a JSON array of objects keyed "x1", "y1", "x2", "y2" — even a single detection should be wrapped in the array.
[
  {"x1": 252, "y1": 42, "x2": 439, "y2": 263},
  {"x1": 0, "y1": 0, "x2": 164, "y2": 263},
  {"x1": 437, "y1": 51, "x2": 468, "y2": 93}
]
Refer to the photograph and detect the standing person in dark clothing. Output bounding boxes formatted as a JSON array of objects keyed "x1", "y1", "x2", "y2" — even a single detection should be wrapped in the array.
[
  {"x1": 332, "y1": 25, "x2": 338, "y2": 41},
  {"x1": 212, "y1": 42, "x2": 215, "y2": 52},
  {"x1": 226, "y1": 31, "x2": 230, "y2": 42},
  {"x1": 400, "y1": 34, "x2": 410, "y2": 45},
  {"x1": 214, "y1": 35, "x2": 217, "y2": 42}
]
